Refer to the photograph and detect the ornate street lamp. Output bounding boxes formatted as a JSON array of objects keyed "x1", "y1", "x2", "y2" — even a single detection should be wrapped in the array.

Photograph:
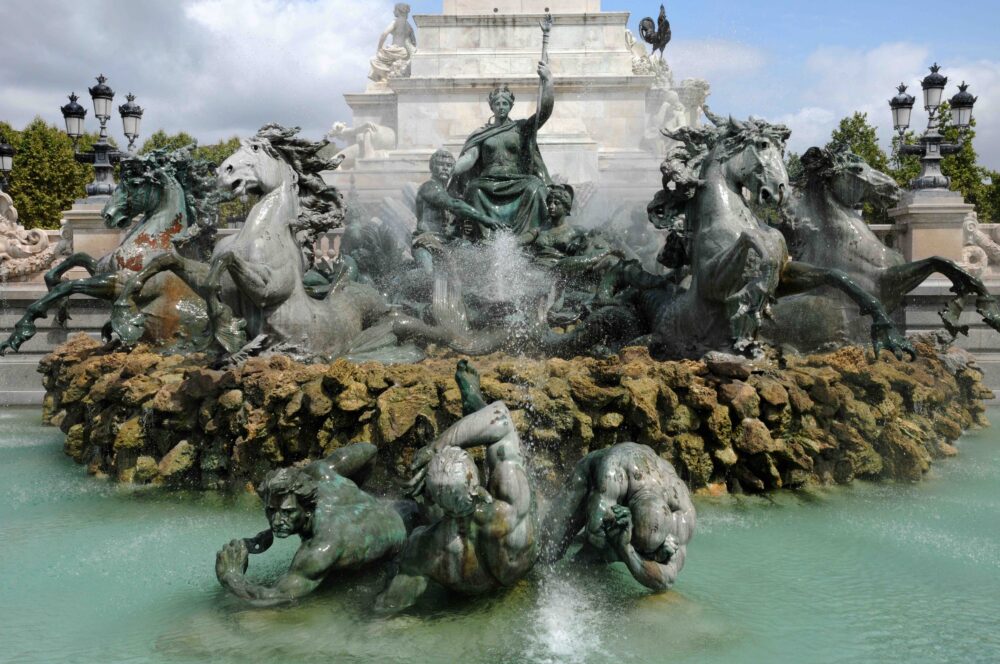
[
  {"x1": 920, "y1": 63, "x2": 947, "y2": 111},
  {"x1": 118, "y1": 94, "x2": 144, "y2": 151},
  {"x1": 889, "y1": 84, "x2": 915, "y2": 133},
  {"x1": 60, "y1": 93, "x2": 87, "y2": 145},
  {"x1": 59, "y1": 74, "x2": 145, "y2": 198},
  {"x1": 890, "y1": 63, "x2": 976, "y2": 191},
  {"x1": 949, "y1": 82, "x2": 977, "y2": 129},
  {"x1": 0, "y1": 136, "x2": 14, "y2": 193}
]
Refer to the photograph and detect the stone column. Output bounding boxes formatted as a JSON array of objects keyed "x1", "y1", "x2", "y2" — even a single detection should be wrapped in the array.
[{"x1": 889, "y1": 188, "x2": 973, "y2": 262}]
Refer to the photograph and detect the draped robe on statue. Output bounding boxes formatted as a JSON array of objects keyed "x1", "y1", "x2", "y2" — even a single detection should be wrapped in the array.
[{"x1": 450, "y1": 117, "x2": 552, "y2": 238}]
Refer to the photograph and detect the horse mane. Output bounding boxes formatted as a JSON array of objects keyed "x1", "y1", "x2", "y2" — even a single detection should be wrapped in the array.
[
  {"x1": 253, "y1": 123, "x2": 346, "y2": 247},
  {"x1": 796, "y1": 143, "x2": 863, "y2": 186},
  {"x1": 119, "y1": 147, "x2": 220, "y2": 258},
  {"x1": 653, "y1": 111, "x2": 792, "y2": 224}
]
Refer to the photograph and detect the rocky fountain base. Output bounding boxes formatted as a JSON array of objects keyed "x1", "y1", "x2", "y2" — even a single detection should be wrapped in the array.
[{"x1": 39, "y1": 334, "x2": 992, "y2": 494}]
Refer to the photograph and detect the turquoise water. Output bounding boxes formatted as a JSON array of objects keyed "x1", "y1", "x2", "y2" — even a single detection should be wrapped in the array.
[{"x1": 2, "y1": 407, "x2": 999, "y2": 664}]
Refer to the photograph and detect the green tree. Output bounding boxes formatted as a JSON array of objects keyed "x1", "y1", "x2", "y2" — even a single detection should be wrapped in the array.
[
  {"x1": 785, "y1": 150, "x2": 803, "y2": 182},
  {"x1": 194, "y1": 136, "x2": 241, "y2": 166},
  {"x1": 984, "y1": 171, "x2": 1000, "y2": 223},
  {"x1": 0, "y1": 117, "x2": 100, "y2": 230},
  {"x1": 828, "y1": 111, "x2": 890, "y2": 174},
  {"x1": 889, "y1": 130, "x2": 921, "y2": 188},
  {"x1": 192, "y1": 136, "x2": 251, "y2": 224},
  {"x1": 826, "y1": 112, "x2": 892, "y2": 222},
  {"x1": 938, "y1": 103, "x2": 994, "y2": 222},
  {"x1": 138, "y1": 129, "x2": 198, "y2": 154}
]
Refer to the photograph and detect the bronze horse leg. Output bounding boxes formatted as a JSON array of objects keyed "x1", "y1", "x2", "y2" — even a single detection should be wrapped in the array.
[
  {"x1": 0, "y1": 273, "x2": 121, "y2": 355},
  {"x1": 777, "y1": 261, "x2": 915, "y2": 360},
  {"x1": 112, "y1": 251, "x2": 213, "y2": 347},
  {"x1": 880, "y1": 257, "x2": 1000, "y2": 337},
  {"x1": 43, "y1": 252, "x2": 101, "y2": 327}
]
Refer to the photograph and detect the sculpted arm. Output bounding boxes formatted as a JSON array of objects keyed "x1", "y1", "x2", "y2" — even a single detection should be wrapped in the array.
[
  {"x1": 451, "y1": 145, "x2": 480, "y2": 178},
  {"x1": 420, "y1": 182, "x2": 498, "y2": 229},
  {"x1": 618, "y1": 536, "x2": 685, "y2": 592},
  {"x1": 377, "y1": 23, "x2": 393, "y2": 50},
  {"x1": 313, "y1": 442, "x2": 377, "y2": 484},
  {"x1": 526, "y1": 62, "x2": 555, "y2": 129},
  {"x1": 473, "y1": 460, "x2": 531, "y2": 538},
  {"x1": 406, "y1": 402, "x2": 521, "y2": 497},
  {"x1": 216, "y1": 538, "x2": 338, "y2": 607}
]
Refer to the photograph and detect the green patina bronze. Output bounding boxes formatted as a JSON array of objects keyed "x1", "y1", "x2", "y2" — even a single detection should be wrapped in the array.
[
  {"x1": 448, "y1": 63, "x2": 554, "y2": 238},
  {"x1": 0, "y1": 147, "x2": 216, "y2": 356},
  {"x1": 216, "y1": 442, "x2": 415, "y2": 606}
]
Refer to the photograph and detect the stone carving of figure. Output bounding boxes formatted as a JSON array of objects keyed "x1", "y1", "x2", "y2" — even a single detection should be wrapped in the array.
[
  {"x1": 412, "y1": 149, "x2": 501, "y2": 273},
  {"x1": 448, "y1": 62, "x2": 555, "y2": 239},
  {"x1": 215, "y1": 443, "x2": 415, "y2": 605},
  {"x1": 0, "y1": 190, "x2": 65, "y2": 282},
  {"x1": 642, "y1": 88, "x2": 687, "y2": 154},
  {"x1": 369, "y1": 3, "x2": 417, "y2": 84},
  {"x1": 962, "y1": 210, "x2": 999, "y2": 277},
  {"x1": 541, "y1": 442, "x2": 696, "y2": 591},
  {"x1": 375, "y1": 360, "x2": 537, "y2": 612},
  {"x1": 326, "y1": 121, "x2": 396, "y2": 170}
]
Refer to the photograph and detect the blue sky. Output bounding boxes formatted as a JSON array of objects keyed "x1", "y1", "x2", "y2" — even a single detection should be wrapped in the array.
[{"x1": 1, "y1": 0, "x2": 997, "y2": 168}]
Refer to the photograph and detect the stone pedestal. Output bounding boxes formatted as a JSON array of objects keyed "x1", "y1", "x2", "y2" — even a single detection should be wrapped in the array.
[
  {"x1": 326, "y1": 0, "x2": 696, "y2": 225},
  {"x1": 889, "y1": 188, "x2": 973, "y2": 262},
  {"x1": 60, "y1": 198, "x2": 122, "y2": 277}
]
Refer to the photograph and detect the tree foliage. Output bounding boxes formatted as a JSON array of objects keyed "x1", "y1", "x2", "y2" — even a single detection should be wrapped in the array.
[
  {"x1": 825, "y1": 112, "x2": 891, "y2": 223},
  {"x1": 937, "y1": 104, "x2": 995, "y2": 222},
  {"x1": 0, "y1": 117, "x2": 103, "y2": 230},
  {"x1": 826, "y1": 109, "x2": 1000, "y2": 222},
  {"x1": 828, "y1": 112, "x2": 890, "y2": 174},
  {"x1": 138, "y1": 129, "x2": 198, "y2": 155}
]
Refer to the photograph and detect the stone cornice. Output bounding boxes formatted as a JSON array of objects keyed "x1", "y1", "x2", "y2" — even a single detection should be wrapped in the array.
[
  {"x1": 414, "y1": 12, "x2": 628, "y2": 27},
  {"x1": 388, "y1": 74, "x2": 655, "y2": 93}
]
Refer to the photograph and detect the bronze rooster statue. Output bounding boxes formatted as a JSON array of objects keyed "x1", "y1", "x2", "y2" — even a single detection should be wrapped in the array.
[{"x1": 639, "y1": 4, "x2": 671, "y2": 59}]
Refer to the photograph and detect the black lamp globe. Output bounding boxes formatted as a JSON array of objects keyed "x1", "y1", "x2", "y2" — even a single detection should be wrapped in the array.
[
  {"x1": 118, "y1": 93, "x2": 144, "y2": 150},
  {"x1": 60, "y1": 92, "x2": 88, "y2": 142},
  {"x1": 920, "y1": 63, "x2": 948, "y2": 111},
  {"x1": 0, "y1": 138, "x2": 14, "y2": 178},
  {"x1": 889, "y1": 83, "x2": 916, "y2": 132},
  {"x1": 949, "y1": 82, "x2": 977, "y2": 129},
  {"x1": 88, "y1": 74, "x2": 115, "y2": 120}
]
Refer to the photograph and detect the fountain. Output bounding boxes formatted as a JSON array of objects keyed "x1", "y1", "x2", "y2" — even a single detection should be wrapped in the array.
[{"x1": 0, "y1": 0, "x2": 995, "y2": 631}]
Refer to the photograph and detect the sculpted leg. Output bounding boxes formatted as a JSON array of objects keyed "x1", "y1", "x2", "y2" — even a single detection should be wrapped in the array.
[
  {"x1": 882, "y1": 257, "x2": 1000, "y2": 336},
  {"x1": 454, "y1": 358, "x2": 487, "y2": 414},
  {"x1": 44, "y1": 252, "x2": 99, "y2": 326},
  {"x1": 203, "y1": 252, "x2": 249, "y2": 354},
  {"x1": 113, "y1": 252, "x2": 211, "y2": 346},
  {"x1": 0, "y1": 274, "x2": 121, "y2": 355},
  {"x1": 778, "y1": 260, "x2": 915, "y2": 360},
  {"x1": 374, "y1": 526, "x2": 435, "y2": 614}
]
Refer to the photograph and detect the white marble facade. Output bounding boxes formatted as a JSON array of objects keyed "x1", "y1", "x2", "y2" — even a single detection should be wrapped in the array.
[{"x1": 326, "y1": 0, "x2": 707, "y2": 216}]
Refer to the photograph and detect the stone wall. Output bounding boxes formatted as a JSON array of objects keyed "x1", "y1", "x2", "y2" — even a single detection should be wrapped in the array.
[{"x1": 39, "y1": 335, "x2": 992, "y2": 494}]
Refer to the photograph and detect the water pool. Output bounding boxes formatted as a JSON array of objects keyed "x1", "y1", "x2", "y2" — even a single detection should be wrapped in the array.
[{"x1": 2, "y1": 407, "x2": 999, "y2": 663}]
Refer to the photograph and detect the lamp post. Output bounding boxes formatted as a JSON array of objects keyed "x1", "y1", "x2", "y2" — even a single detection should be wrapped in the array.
[
  {"x1": 0, "y1": 136, "x2": 13, "y2": 193},
  {"x1": 889, "y1": 63, "x2": 976, "y2": 190},
  {"x1": 59, "y1": 74, "x2": 144, "y2": 198}
]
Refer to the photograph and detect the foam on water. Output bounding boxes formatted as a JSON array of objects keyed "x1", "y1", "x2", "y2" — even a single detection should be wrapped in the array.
[{"x1": 525, "y1": 569, "x2": 610, "y2": 664}]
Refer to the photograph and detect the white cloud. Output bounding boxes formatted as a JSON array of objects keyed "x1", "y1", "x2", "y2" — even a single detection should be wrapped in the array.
[
  {"x1": 668, "y1": 39, "x2": 768, "y2": 80},
  {"x1": 0, "y1": 0, "x2": 394, "y2": 144},
  {"x1": 760, "y1": 42, "x2": 1000, "y2": 170},
  {"x1": 773, "y1": 107, "x2": 837, "y2": 156}
]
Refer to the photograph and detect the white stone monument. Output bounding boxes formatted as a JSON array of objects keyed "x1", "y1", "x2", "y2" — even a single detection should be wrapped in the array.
[{"x1": 325, "y1": 0, "x2": 708, "y2": 220}]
